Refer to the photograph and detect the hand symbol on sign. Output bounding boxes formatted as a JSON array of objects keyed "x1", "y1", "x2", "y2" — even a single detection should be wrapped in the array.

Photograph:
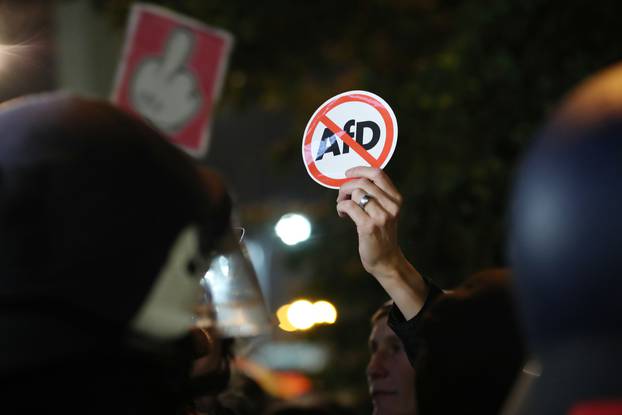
[{"x1": 130, "y1": 28, "x2": 202, "y2": 133}]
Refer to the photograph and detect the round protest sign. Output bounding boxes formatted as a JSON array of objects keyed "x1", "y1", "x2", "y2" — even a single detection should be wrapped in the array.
[{"x1": 302, "y1": 90, "x2": 398, "y2": 189}]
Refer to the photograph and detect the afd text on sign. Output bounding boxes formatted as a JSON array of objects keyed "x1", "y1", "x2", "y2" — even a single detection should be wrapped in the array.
[{"x1": 302, "y1": 90, "x2": 398, "y2": 189}]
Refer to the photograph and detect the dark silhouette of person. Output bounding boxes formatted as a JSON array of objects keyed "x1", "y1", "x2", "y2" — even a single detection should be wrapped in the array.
[
  {"x1": 413, "y1": 269, "x2": 524, "y2": 415},
  {"x1": 507, "y1": 62, "x2": 622, "y2": 414},
  {"x1": 0, "y1": 93, "x2": 233, "y2": 414}
]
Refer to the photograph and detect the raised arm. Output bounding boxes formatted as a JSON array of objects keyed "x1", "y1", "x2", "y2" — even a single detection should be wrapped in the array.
[{"x1": 336, "y1": 166, "x2": 429, "y2": 320}]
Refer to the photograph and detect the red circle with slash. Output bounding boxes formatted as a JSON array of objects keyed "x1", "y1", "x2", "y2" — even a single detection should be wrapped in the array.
[{"x1": 302, "y1": 90, "x2": 398, "y2": 189}]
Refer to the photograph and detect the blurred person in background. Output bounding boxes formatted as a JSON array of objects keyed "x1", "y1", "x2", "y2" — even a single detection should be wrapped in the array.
[
  {"x1": 217, "y1": 370, "x2": 273, "y2": 415},
  {"x1": 186, "y1": 327, "x2": 236, "y2": 415},
  {"x1": 507, "y1": 62, "x2": 622, "y2": 414},
  {"x1": 367, "y1": 301, "x2": 417, "y2": 415},
  {"x1": 337, "y1": 167, "x2": 525, "y2": 414}
]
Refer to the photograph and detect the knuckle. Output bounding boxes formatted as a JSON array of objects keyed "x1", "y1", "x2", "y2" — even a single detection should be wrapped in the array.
[
  {"x1": 345, "y1": 200, "x2": 356, "y2": 209},
  {"x1": 387, "y1": 203, "x2": 400, "y2": 217},
  {"x1": 369, "y1": 219, "x2": 381, "y2": 230},
  {"x1": 371, "y1": 168, "x2": 383, "y2": 179},
  {"x1": 360, "y1": 178, "x2": 372, "y2": 187},
  {"x1": 352, "y1": 178, "x2": 369, "y2": 189},
  {"x1": 359, "y1": 224, "x2": 374, "y2": 235},
  {"x1": 377, "y1": 211, "x2": 389, "y2": 224}
]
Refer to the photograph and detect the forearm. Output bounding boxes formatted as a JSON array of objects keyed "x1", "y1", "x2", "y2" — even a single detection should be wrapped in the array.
[{"x1": 372, "y1": 252, "x2": 429, "y2": 320}]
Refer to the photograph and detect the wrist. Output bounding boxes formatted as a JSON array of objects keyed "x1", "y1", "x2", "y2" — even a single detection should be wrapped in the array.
[
  {"x1": 371, "y1": 252, "x2": 429, "y2": 320},
  {"x1": 370, "y1": 250, "x2": 411, "y2": 282}
]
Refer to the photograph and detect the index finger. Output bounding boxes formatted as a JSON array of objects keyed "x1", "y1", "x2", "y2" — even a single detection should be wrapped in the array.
[{"x1": 345, "y1": 166, "x2": 400, "y2": 200}]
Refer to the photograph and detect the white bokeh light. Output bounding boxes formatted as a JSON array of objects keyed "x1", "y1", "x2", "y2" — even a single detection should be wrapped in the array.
[
  {"x1": 287, "y1": 300, "x2": 316, "y2": 330},
  {"x1": 275, "y1": 213, "x2": 312, "y2": 246}
]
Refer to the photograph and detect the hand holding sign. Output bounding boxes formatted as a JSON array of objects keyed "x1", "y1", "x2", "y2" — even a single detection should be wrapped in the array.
[
  {"x1": 336, "y1": 166, "x2": 427, "y2": 320},
  {"x1": 336, "y1": 166, "x2": 403, "y2": 273},
  {"x1": 302, "y1": 91, "x2": 398, "y2": 189},
  {"x1": 130, "y1": 28, "x2": 202, "y2": 133}
]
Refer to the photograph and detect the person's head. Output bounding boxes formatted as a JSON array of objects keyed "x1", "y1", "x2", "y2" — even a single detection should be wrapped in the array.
[
  {"x1": 414, "y1": 269, "x2": 524, "y2": 415},
  {"x1": 367, "y1": 301, "x2": 416, "y2": 415},
  {"x1": 0, "y1": 93, "x2": 232, "y2": 413},
  {"x1": 509, "y1": 62, "x2": 622, "y2": 354}
]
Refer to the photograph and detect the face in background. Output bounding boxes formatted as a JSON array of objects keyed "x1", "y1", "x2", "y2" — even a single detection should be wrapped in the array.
[{"x1": 367, "y1": 316, "x2": 417, "y2": 415}]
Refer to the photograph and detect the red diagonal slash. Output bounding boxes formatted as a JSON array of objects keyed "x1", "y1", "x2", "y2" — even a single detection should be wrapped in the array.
[{"x1": 319, "y1": 114, "x2": 381, "y2": 168}]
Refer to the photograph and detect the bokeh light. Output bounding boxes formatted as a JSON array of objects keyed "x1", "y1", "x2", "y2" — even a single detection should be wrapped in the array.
[
  {"x1": 313, "y1": 300, "x2": 337, "y2": 324},
  {"x1": 277, "y1": 299, "x2": 338, "y2": 331},
  {"x1": 287, "y1": 299, "x2": 315, "y2": 330},
  {"x1": 276, "y1": 304, "x2": 296, "y2": 332},
  {"x1": 275, "y1": 213, "x2": 311, "y2": 246}
]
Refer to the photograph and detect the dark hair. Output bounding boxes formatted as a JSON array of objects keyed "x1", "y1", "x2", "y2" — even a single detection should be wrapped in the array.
[
  {"x1": 415, "y1": 269, "x2": 525, "y2": 415},
  {"x1": 370, "y1": 300, "x2": 393, "y2": 325}
]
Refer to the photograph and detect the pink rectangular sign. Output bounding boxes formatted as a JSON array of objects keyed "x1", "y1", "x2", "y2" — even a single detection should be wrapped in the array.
[{"x1": 112, "y1": 4, "x2": 233, "y2": 157}]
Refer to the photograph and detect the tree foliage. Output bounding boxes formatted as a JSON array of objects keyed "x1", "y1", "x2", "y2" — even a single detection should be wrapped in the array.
[{"x1": 95, "y1": 0, "x2": 622, "y2": 281}]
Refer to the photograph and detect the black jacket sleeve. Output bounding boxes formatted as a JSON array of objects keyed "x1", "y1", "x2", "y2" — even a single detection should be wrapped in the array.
[{"x1": 387, "y1": 279, "x2": 443, "y2": 367}]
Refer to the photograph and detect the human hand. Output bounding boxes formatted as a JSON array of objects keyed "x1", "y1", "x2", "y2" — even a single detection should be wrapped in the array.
[
  {"x1": 336, "y1": 166, "x2": 405, "y2": 280},
  {"x1": 130, "y1": 28, "x2": 202, "y2": 132}
]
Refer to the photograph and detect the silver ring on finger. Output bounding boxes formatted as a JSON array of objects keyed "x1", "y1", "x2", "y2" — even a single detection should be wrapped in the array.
[{"x1": 358, "y1": 194, "x2": 372, "y2": 210}]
